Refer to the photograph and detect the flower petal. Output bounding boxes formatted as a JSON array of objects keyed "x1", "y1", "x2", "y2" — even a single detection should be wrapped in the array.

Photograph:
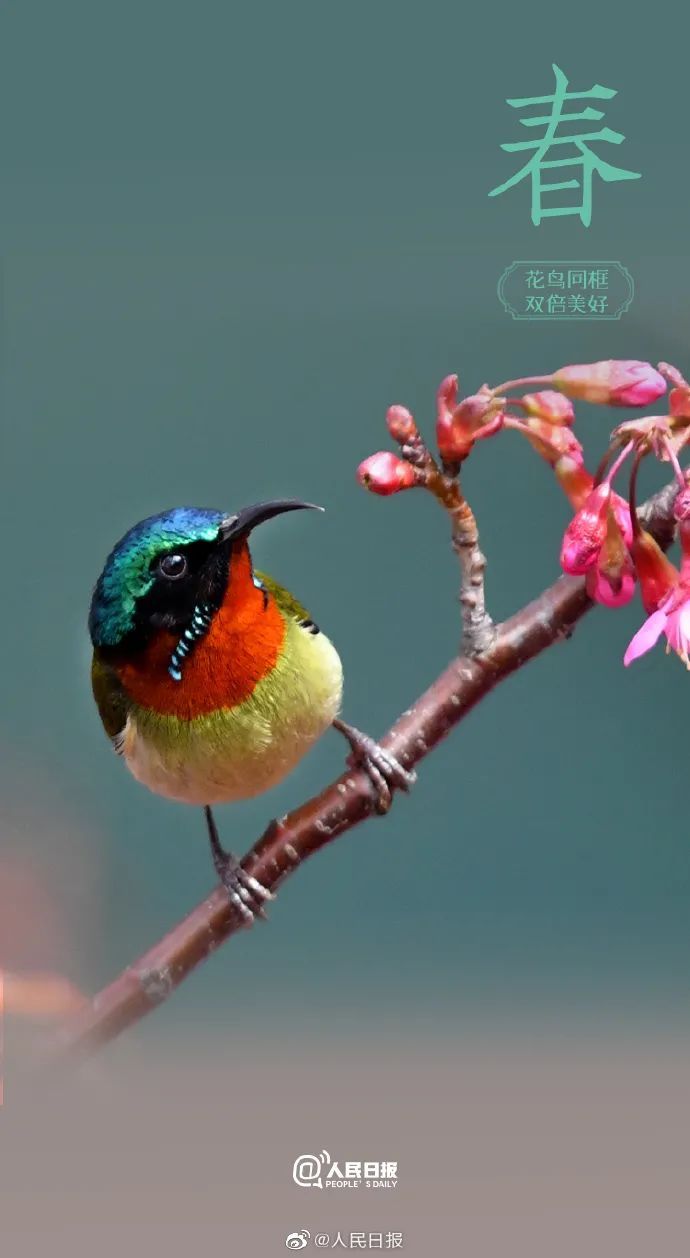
[
  {"x1": 678, "y1": 599, "x2": 690, "y2": 646},
  {"x1": 665, "y1": 598, "x2": 690, "y2": 661},
  {"x1": 588, "y1": 566, "x2": 636, "y2": 608},
  {"x1": 623, "y1": 609, "x2": 668, "y2": 666}
]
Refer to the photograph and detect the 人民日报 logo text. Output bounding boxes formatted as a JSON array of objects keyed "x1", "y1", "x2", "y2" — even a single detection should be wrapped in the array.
[{"x1": 293, "y1": 1151, "x2": 398, "y2": 1189}]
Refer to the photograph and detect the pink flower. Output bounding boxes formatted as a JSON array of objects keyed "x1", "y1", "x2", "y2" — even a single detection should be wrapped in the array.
[
  {"x1": 357, "y1": 451, "x2": 417, "y2": 495},
  {"x1": 624, "y1": 511, "x2": 690, "y2": 664},
  {"x1": 560, "y1": 482, "x2": 632, "y2": 576},
  {"x1": 624, "y1": 585, "x2": 690, "y2": 668},
  {"x1": 584, "y1": 505, "x2": 636, "y2": 607},
  {"x1": 586, "y1": 559, "x2": 636, "y2": 608},
  {"x1": 520, "y1": 390, "x2": 575, "y2": 425},
  {"x1": 435, "y1": 375, "x2": 502, "y2": 463},
  {"x1": 611, "y1": 415, "x2": 672, "y2": 454},
  {"x1": 553, "y1": 360, "x2": 666, "y2": 407},
  {"x1": 580, "y1": 483, "x2": 636, "y2": 608}
]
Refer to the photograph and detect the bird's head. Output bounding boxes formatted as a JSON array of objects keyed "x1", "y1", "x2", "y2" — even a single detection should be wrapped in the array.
[{"x1": 89, "y1": 501, "x2": 321, "y2": 661}]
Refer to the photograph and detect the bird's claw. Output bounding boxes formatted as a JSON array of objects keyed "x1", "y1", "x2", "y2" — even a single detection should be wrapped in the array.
[
  {"x1": 204, "y1": 805, "x2": 274, "y2": 925},
  {"x1": 216, "y1": 853, "x2": 275, "y2": 926},
  {"x1": 334, "y1": 719, "x2": 417, "y2": 814}
]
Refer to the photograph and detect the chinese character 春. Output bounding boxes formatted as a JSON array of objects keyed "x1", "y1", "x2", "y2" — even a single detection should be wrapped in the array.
[{"x1": 489, "y1": 64, "x2": 640, "y2": 226}]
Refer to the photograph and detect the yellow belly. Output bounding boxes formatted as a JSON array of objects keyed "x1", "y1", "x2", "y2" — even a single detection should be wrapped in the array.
[{"x1": 120, "y1": 623, "x2": 343, "y2": 805}]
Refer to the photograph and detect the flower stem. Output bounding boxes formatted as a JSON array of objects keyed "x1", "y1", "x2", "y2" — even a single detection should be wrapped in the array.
[
  {"x1": 661, "y1": 435, "x2": 687, "y2": 489},
  {"x1": 490, "y1": 374, "x2": 554, "y2": 396},
  {"x1": 628, "y1": 449, "x2": 646, "y2": 537},
  {"x1": 603, "y1": 440, "x2": 634, "y2": 487}
]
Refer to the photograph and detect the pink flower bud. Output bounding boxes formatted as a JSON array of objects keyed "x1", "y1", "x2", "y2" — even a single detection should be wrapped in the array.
[
  {"x1": 520, "y1": 390, "x2": 575, "y2": 425},
  {"x1": 357, "y1": 451, "x2": 417, "y2": 495},
  {"x1": 560, "y1": 483, "x2": 631, "y2": 575},
  {"x1": 553, "y1": 360, "x2": 666, "y2": 408},
  {"x1": 630, "y1": 529, "x2": 678, "y2": 613},
  {"x1": 453, "y1": 392, "x2": 494, "y2": 427},
  {"x1": 435, "y1": 375, "x2": 498, "y2": 462},
  {"x1": 386, "y1": 404, "x2": 418, "y2": 445}
]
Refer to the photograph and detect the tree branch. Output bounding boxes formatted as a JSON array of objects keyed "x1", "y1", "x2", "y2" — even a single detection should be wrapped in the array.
[
  {"x1": 425, "y1": 466, "x2": 495, "y2": 655},
  {"x1": 54, "y1": 481, "x2": 677, "y2": 1058}
]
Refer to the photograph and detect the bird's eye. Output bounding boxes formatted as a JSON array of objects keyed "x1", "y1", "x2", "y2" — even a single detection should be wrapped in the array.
[{"x1": 158, "y1": 552, "x2": 188, "y2": 580}]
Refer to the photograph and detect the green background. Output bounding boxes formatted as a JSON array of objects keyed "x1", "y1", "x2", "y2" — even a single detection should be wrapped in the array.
[{"x1": 2, "y1": 0, "x2": 688, "y2": 1040}]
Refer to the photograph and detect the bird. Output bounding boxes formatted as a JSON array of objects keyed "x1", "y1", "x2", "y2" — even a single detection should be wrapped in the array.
[{"x1": 88, "y1": 500, "x2": 415, "y2": 921}]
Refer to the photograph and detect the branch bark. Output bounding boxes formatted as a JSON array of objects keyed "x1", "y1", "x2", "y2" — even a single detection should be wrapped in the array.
[
  {"x1": 426, "y1": 467, "x2": 495, "y2": 655},
  {"x1": 54, "y1": 481, "x2": 678, "y2": 1058}
]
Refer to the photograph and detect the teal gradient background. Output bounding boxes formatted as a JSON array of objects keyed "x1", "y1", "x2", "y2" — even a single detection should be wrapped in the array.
[{"x1": 1, "y1": 0, "x2": 689, "y2": 1049}]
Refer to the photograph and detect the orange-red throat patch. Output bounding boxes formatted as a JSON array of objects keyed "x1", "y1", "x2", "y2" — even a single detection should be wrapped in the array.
[{"x1": 116, "y1": 542, "x2": 286, "y2": 718}]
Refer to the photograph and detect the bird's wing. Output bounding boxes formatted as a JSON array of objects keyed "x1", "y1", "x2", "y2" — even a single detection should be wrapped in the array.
[
  {"x1": 91, "y1": 651, "x2": 130, "y2": 748},
  {"x1": 255, "y1": 570, "x2": 320, "y2": 632}
]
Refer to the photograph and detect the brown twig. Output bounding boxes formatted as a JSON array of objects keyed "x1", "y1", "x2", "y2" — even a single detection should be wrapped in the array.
[
  {"x1": 425, "y1": 467, "x2": 495, "y2": 655},
  {"x1": 53, "y1": 481, "x2": 678, "y2": 1059},
  {"x1": 396, "y1": 426, "x2": 495, "y2": 655}
]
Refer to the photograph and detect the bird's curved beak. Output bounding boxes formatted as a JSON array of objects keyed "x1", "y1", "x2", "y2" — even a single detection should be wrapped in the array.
[{"x1": 218, "y1": 499, "x2": 324, "y2": 542}]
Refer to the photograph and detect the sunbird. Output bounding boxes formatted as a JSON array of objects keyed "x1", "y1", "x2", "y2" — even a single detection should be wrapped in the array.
[{"x1": 88, "y1": 501, "x2": 414, "y2": 920}]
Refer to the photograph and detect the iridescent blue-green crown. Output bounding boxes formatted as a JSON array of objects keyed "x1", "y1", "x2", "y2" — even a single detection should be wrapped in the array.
[{"x1": 89, "y1": 506, "x2": 224, "y2": 647}]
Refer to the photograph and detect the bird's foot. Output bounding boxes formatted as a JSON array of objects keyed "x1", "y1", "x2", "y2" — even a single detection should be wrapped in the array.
[
  {"x1": 333, "y1": 718, "x2": 416, "y2": 814},
  {"x1": 204, "y1": 806, "x2": 274, "y2": 925},
  {"x1": 215, "y1": 851, "x2": 274, "y2": 925}
]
